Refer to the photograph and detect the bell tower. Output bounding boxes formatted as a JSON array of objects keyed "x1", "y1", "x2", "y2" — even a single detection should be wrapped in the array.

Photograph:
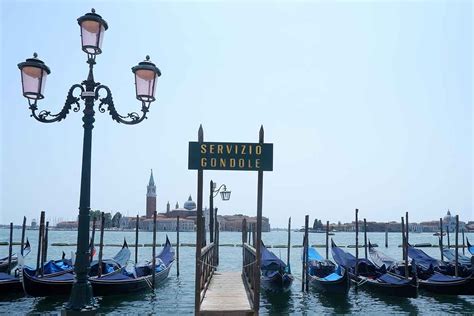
[{"x1": 146, "y1": 169, "x2": 157, "y2": 218}]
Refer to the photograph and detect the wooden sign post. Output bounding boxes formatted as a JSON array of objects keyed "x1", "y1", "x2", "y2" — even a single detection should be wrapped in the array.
[{"x1": 189, "y1": 125, "x2": 273, "y2": 313}]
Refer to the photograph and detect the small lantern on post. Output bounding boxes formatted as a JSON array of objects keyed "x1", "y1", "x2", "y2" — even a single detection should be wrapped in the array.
[
  {"x1": 132, "y1": 56, "x2": 161, "y2": 102},
  {"x1": 220, "y1": 186, "x2": 231, "y2": 201},
  {"x1": 77, "y1": 8, "x2": 108, "y2": 55},
  {"x1": 17, "y1": 53, "x2": 51, "y2": 100}
]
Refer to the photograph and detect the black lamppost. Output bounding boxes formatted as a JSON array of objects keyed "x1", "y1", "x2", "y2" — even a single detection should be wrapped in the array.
[
  {"x1": 209, "y1": 181, "x2": 231, "y2": 243},
  {"x1": 17, "y1": 9, "x2": 161, "y2": 310}
]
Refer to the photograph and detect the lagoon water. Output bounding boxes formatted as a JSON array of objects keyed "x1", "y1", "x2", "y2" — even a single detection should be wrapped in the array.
[{"x1": 1, "y1": 229, "x2": 473, "y2": 314}]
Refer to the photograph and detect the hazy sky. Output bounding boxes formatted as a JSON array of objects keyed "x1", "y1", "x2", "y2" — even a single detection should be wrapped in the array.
[{"x1": 1, "y1": 0, "x2": 472, "y2": 228}]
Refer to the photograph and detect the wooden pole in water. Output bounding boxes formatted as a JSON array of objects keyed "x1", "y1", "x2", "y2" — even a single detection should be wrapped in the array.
[
  {"x1": 43, "y1": 221, "x2": 49, "y2": 265},
  {"x1": 177, "y1": 215, "x2": 180, "y2": 276},
  {"x1": 97, "y1": 212, "x2": 105, "y2": 277},
  {"x1": 462, "y1": 228, "x2": 465, "y2": 255},
  {"x1": 385, "y1": 224, "x2": 388, "y2": 248},
  {"x1": 194, "y1": 125, "x2": 204, "y2": 315},
  {"x1": 21, "y1": 216, "x2": 26, "y2": 256},
  {"x1": 135, "y1": 215, "x2": 139, "y2": 264},
  {"x1": 152, "y1": 211, "x2": 157, "y2": 288},
  {"x1": 440, "y1": 218, "x2": 444, "y2": 261},
  {"x1": 7, "y1": 223, "x2": 13, "y2": 274},
  {"x1": 325, "y1": 220, "x2": 329, "y2": 260},
  {"x1": 90, "y1": 216, "x2": 96, "y2": 263},
  {"x1": 36, "y1": 211, "x2": 45, "y2": 275},
  {"x1": 302, "y1": 215, "x2": 309, "y2": 292},
  {"x1": 363, "y1": 218, "x2": 368, "y2": 260},
  {"x1": 287, "y1": 217, "x2": 291, "y2": 268},
  {"x1": 455, "y1": 215, "x2": 459, "y2": 277},
  {"x1": 355, "y1": 209, "x2": 359, "y2": 278},
  {"x1": 401, "y1": 216, "x2": 408, "y2": 279},
  {"x1": 405, "y1": 212, "x2": 409, "y2": 246},
  {"x1": 446, "y1": 225, "x2": 450, "y2": 249}
]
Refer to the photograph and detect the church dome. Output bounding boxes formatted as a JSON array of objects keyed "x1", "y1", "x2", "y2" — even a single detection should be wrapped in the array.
[{"x1": 184, "y1": 195, "x2": 196, "y2": 210}]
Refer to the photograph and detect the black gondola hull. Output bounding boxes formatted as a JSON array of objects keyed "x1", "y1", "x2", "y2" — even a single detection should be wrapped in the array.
[
  {"x1": 91, "y1": 265, "x2": 172, "y2": 296},
  {"x1": 21, "y1": 269, "x2": 73, "y2": 297},
  {"x1": 419, "y1": 276, "x2": 474, "y2": 295},
  {"x1": 261, "y1": 272, "x2": 294, "y2": 292},
  {"x1": 350, "y1": 273, "x2": 418, "y2": 298},
  {"x1": 0, "y1": 278, "x2": 23, "y2": 294},
  {"x1": 309, "y1": 269, "x2": 350, "y2": 295}
]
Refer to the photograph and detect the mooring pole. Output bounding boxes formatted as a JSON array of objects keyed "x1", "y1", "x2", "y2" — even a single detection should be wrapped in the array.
[
  {"x1": 446, "y1": 225, "x2": 450, "y2": 249},
  {"x1": 7, "y1": 223, "x2": 13, "y2": 274},
  {"x1": 305, "y1": 215, "x2": 309, "y2": 292},
  {"x1": 287, "y1": 217, "x2": 291, "y2": 269},
  {"x1": 89, "y1": 216, "x2": 96, "y2": 263},
  {"x1": 97, "y1": 212, "x2": 105, "y2": 277},
  {"x1": 43, "y1": 221, "x2": 49, "y2": 265},
  {"x1": 152, "y1": 211, "x2": 157, "y2": 288},
  {"x1": 21, "y1": 216, "x2": 26, "y2": 256},
  {"x1": 302, "y1": 215, "x2": 309, "y2": 292},
  {"x1": 209, "y1": 180, "x2": 214, "y2": 244},
  {"x1": 325, "y1": 220, "x2": 329, "y2": 260},
  {"x1": 455, "y1": 215, "x2": 459, "y2": 277},
  {"x1": 440, "y1": 218, "x2": 444, "y2": 261},
  {"x1": 355, "y1": 209, "x2": 359, "y2": 278},
  {"x1": 36, "y1": 211, "x2": 45, "y2": 275},
  {"x1": 177, "y1": 215, "x2": 180, "y2": 276},
  {"x1": 462, "y1": 228, "x2": 465, "y2": 255},
  {"x1": 254, "y1": 125, "x2": 265, "y2": 311},
  {"x1": 40, "y1": 219, "x2": 47, "y2": 277},
  {"x1": 405, "y1": 212, "x2": 409, "y2": 246},
  {"x1": 363, "y1": 218, "x2": 368, "y2": 260},
  {"x1": 385, "y1": 224, "x2": 388, "y2": 248},
  {"x1": 401, "y1": 216, "x2": 408, "y2": 279},
  {"x1": 135, "y1": 215, "x2": 139, "y2": 264},
  {"x1": 194, "y1": 125, "x2": 204, "y2": 315}
]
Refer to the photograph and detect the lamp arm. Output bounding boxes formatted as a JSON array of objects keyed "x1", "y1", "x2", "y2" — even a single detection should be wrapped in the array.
[
  {"x1": 95, "y1": 85, "x2": 149, "y2": 125},
  {"x1": 29, "y1": 84, "x2": 83, "y2": 123},
  {"x1": 213, "y1": 184, "x2": 227, "y2": 198}
]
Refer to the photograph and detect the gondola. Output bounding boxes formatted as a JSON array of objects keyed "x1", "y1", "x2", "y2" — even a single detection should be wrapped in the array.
[
  {"x1": 467, "y1": 238, "x2": 474, "y2": 256},
  {"x1": 91, "y1": 236, "x2": 175, "y2": 296},
  {"x1": 331, "y1": 240, "x2": 417, "y2": 298},
  {"x1": 260, "y1": 242, "x2": 293, "y2": 292},
  {"x1": 306, "y1": 247, "x2": 350, "y2": 294},
  {"x1": 0, "y1": 239, "x2": 31, "y2": 295},
  {"x1": 22, "y1": 239, "x2": 131, "y2": 297},
  {"x1": 0, "y1": 239, "x2": 31, "y2": 273},
  {"x1": 407, "y1": 245, "x2": 474, "y2": 295},
  {"x1": 438, "y1": 238, "x2": 472, "y2": 268}
]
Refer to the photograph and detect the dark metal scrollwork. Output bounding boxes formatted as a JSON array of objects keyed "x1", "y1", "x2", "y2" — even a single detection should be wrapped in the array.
[
  {"x1": 95, "y1": 85, "x2": 149, "y2": 125},
  {"x1": 29, "y1": 84, "x2": 84, "y2": 123}
]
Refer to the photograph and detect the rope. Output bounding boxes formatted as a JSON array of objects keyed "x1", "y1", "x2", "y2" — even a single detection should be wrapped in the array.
[
  {"x1": 356, "y1": 278, "x2": 368, "y2": 287},
  {"x1": 242, "y1": 260, "x2": 257, "y2": 269}
]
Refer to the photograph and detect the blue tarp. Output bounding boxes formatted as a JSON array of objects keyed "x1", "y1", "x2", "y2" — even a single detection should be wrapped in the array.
[
  {"x1": 331, "y1": 240, "x2": 374, "y2": 270},
  {"x1": 307, "y1": 248, "x2": 324, "y2": 261},
  {"x1": 407, "y1": 246, "x2": 444, "y2": 269},
  {"x1": 467, "y1": 238, "x2": 474, "y2": 256},
  {"x1": 46, "y1": 273, "x2": 75, "y2": 281},
  {"x1": 442, "y1": 248, "x2": 471, "y2": 266},
  {"x1": 261, "y1": 242, "x2": 287, "y2": 272},
  {"x1": 427, "y1": 272, "x2": 465, "y2": 283},
  {"x1": 43, "y1": 260, "x2": 72, "y2": 274},
  {"x1": 98, "y1": 273, "x2": 134, "y2": 281},
  {"x1": 378, "y1": 273, "x2": 410, "y2": 285},
  {"x1": 157, "y1": 236, "x2": 175, "y2": 266},
  {"x1": 0, "y1": 272, "x2": 17, "y2": 281},
  {"x1": 321, "y1": 272, "x2": 342, "y2": 281}
]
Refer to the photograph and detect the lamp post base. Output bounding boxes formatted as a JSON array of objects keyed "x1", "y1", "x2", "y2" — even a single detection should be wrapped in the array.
[{"x1": 65, "y1": 280, "x2": 97, "y2": 311}]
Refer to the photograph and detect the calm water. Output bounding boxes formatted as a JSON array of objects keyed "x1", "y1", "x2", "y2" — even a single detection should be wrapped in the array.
[{"x1": 1, "y1": 229, "x2": 473, "y2": 314}]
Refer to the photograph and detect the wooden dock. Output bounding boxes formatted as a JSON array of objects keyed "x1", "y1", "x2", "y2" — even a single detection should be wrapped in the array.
[{"x1": 200, "y1": 271, "x2": 254, "y2": 315}]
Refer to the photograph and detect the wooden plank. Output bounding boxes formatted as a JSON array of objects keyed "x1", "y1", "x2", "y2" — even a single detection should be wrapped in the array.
[{"x1": 200, "y1": 272, "x2": 253, "y2": 316}]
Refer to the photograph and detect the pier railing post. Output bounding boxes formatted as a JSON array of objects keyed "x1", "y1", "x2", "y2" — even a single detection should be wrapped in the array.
[
  {"x1": 194, "y1": 125, "x2": 204, "y2": 314},
  {"x1": 253, "y1": 125, "x2": 264, "y2": 312}
]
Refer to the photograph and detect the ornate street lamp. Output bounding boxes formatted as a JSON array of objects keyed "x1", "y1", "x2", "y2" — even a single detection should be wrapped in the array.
[
  {"x1": 18, "y1": 9, "x2": 161, "y2": 311},
  {"x1": 209, "y1": 181, "x2": 230, "y2": 244}
]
